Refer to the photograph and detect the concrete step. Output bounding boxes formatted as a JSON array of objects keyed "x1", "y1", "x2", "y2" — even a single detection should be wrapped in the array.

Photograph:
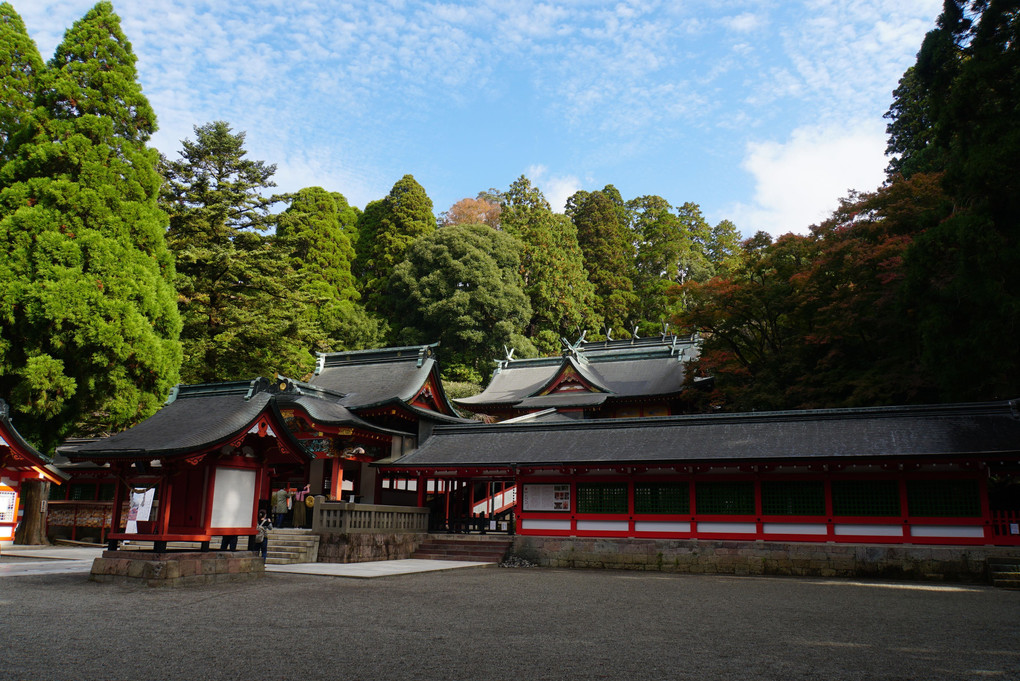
[
  {"x1": 988, "y1": 560, "x2": 1020, "y2": 589},
  {"x1": 412, "y1": 537, "x2": 511, "y2": 563},
  {"x1": 264, "y1": 529, "x2": 320, "y2": 564}
]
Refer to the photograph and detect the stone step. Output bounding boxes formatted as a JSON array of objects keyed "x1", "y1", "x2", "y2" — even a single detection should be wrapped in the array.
[
  {"x1": 992, "y1": 578, "x2": 1020, "y2": 590},
  {"x1": 412, "y1": 537, "x2": 511, "y2": 562}
]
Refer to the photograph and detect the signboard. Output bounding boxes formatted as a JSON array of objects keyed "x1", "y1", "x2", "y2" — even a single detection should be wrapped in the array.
[
  {"x1": 0, "y1": 488, "x2": 16, "y2": 523},
  {"x1": 522, "y1": 484, "x2": 571, "y2": 512}
]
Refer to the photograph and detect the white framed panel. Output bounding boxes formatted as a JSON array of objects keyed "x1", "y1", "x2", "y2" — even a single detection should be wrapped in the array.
[
  {"x1": 698, "y1": 521, "x2": 756, "y2": 534},
  {"x1": 576, "y1": 520, "x2": 628, "y2": 532},
  {"x1": 834, "y1": 523, "x2": 903, "y2": 537},
  {"x1": 763, "y1": 522, "x2": 828, "y2": 536},
  {"x1": 910, "y1": 525, "x2": 985, "y2": 538},
  {"x1": 521, "y1": 518, "x2": 571, "y2": 531},
  {"x1": 634, "y1": 521, "x2": 691, "y2": 533},
  {"x1": 210, "y1": 468, "x2": 257, "y2": 529}
]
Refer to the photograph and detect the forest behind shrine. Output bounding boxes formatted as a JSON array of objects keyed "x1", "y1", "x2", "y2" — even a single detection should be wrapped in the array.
[{"x1": 1, "y1": 0, "x2": 1017, "y2": 449}]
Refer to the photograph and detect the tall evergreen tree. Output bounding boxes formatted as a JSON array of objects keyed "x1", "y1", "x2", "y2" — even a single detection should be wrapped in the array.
[
  {"x1": 568, "y1": 185, "x2": 638, "y2": 333},
  {"x1": 0, "y1": 3, "x2": 42, "y2": 163},
  {"x1": 354, "y1": 174, "x2": 436, "y2": 315},
  {"x1": 500, "y1": 176, "x2": 598, "y2": 352},
  {"x1": 276, "y1": 186, "x2": 382, "y2": 351},
  {"x1": 0, "y1": 1, "x2": 181, "y2": 447},
  {"x1": 706, "y1": 219, "x2": 743, "y2": 275},
  {"x1": 888, "y1": 0, "x2": 1020, "y2": 400},
  {"x1": 161, "y1": 121, "x2": 316, "y2": 383}
]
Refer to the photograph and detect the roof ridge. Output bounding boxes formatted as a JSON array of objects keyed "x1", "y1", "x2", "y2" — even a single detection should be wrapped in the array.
[{"x1": 431, "y1": 399, "x2": 1020, "y2": 435}]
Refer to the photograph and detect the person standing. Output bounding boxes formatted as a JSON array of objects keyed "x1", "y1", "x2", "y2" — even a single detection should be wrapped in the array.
[
  {"x1": 273, "y1": 487, "x2": 292, "y2": 528},
  {"x1": 293, "y1": 484, "x2": 310, "y2": 528},
  {"x1": 255, "y1": 509, "x2": 272, "y2": 562}
]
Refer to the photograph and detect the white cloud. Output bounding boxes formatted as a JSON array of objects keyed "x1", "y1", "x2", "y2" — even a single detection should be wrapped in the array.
[
  {"x1": 526, "y1": 164, "x2": 581, "y2": 213},
  {"x1": 727, "y1": 121, "x2": 888, "y2": 237},
  {"x1": 722, "y1": 12, "x2": 765, "y2": 33}
]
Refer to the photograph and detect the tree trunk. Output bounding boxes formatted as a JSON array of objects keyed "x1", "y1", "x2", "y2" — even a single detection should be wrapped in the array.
[{"x1": 13, "y1": 479, "x2": 50, "y2": 545}]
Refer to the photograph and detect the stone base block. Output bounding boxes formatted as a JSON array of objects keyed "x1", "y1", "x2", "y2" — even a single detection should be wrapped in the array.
[
  {"x1": 511, "y1": 536, "x2": 1020, "y2": 584},
  {"x1": 90, "y1": 550, "x2": 265, "y2": 587},
  {"x1": 316, "y1": 533, "x2": 424, "y2": 563}
]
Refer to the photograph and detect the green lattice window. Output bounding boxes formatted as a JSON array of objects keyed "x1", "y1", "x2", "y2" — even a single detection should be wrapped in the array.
[
  {"x1": 49, "y1": 484, "x2": 66, "y2": 501},
  {"x1": 695, "y1": 481, "x2": 755, "y2": 515},
  {"x1": 69, "y1": 483, "x2": 96, "y2": 501},
  {"x1": 98, "y1": 483, "x2": 116, "y2": 501},
  {"x1": 831, "y1": 480, "x2": 900, "y2": 517},
  {"x1": 907, "y1": 479, "x2": 981, "y2": 517},
  {"x1": 761, "y1": 481, "x2": 825, "y2": 516},
  {"x1": 576, "y1": 483, "x2": 628, "y2": 514},
  {"x1": 634, "y1": 482, "x2": 690, "y2": 514}
]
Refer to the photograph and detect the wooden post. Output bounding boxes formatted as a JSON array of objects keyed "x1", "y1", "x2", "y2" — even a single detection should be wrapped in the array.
[
  {"x1": 13, "y1": 478, "x2": 50, "y2": 545},
  {"x1": 330, "y1": 458, "x2": 344, "y2": 501}
]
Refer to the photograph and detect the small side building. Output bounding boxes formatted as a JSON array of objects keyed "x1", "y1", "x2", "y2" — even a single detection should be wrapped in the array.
[{"x1": 0, "y1": 399, "x2": 67, "y2": 546}]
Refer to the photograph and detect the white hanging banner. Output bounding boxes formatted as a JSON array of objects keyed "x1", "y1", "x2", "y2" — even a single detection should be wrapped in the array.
[{"x1": 125, "y1": 488, "x2": 155, "y2": 534}]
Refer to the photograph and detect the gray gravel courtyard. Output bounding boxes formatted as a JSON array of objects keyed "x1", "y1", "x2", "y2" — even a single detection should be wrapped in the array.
[{"x1": 2, "y1": 566, "x2": 1018, "y2": 680}]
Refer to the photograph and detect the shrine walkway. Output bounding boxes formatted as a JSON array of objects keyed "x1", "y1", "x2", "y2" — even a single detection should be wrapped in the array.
[{"x1": 0, "y1": 544, "x2": 492, "y2": 578}]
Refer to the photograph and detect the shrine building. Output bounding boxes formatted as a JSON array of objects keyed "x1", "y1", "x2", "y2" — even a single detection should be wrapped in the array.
[
  {"x1": 0, "y1": 399, "x2": 67, "y2": 546},
  {"x1": 454, "y1": 334, "x2": 705, "y2": 421},
  {"x1": 382, "y1": 399, "x2": 1020, "y2": 547}
]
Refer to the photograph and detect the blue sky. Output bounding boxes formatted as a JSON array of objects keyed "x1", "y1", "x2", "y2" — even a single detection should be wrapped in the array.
[{"x1": 15, "y1": 1, "x2": 940, "y2": 238}]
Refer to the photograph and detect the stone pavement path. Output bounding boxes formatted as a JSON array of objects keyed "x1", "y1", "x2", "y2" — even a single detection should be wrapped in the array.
[
  {"x1": 3, "y1": 566, "x2": 1018, "y2": 681},
  {"x1": 0, "y1": 545, "x2": 493, "y2": 579}
]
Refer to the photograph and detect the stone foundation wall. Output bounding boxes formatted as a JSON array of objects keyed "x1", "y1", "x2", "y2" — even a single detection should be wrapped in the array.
[
  {"x1": 511, "y1": 537, "x2": 1020, "y2": 583},
  {"x1": 90, "y1": 550, "x2": 265, "y2": 587},
  {"x1": 316, "y1": 533, "x2": 425, "y2": 563}
]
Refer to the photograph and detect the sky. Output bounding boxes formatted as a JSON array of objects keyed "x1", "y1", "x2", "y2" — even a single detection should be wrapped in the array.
[{"x1": 14, "y1": 0, "x2": 941, "y2": 238}]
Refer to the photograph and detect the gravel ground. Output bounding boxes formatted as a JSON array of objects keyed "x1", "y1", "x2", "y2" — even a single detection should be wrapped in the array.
[{"x1": 1, "y1": 567, "x2": 1018, "y2": 681}]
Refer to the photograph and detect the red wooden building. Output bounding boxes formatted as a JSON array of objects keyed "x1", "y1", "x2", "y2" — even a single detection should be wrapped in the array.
[
  {"x1": 54, "y1": 344, "x2": 469, "y2": 545},
  {"x1": 382, "y1": 399, "x2": 1020, "y2": 546},
  {"x1": 0, "y1": 399, "x2": 67, "y2": 545}
]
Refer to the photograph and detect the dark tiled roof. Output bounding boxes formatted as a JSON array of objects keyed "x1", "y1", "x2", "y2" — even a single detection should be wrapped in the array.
[
  {"x1": 311, "y1": 344, "x2": 460, "y2": 416},
  {"x1": 0, "y1": 399, "x2": 68, "y2": 480},
  {"x1": 277, "y1": 394, "x2": 414, "y2": 436},
  {"x1": 456, "y1": 335, "x2": 698, "y2": 408},
  {"x1": 388, "y1": 400, "x2": 1020, "y2": 468},
  {"x1": 58, "y1": 392, "x2": 275, "y2": 458},
  {"x1": 514, "y1": 393, "x2": 609, "y2": 409}
]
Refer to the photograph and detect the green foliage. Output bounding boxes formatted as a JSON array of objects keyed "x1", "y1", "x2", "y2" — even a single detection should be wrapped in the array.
[
  {"x1": 355, "y1": 174, "x2": 436, "y2": 315},
  {"x1": 0, "y1": 1, "x2": 181, "y2": 448},
  {"x1": 888, "y1": 0, "x2": 1020, "y2": 400},
  {"x1": 569, "y1": 185, "x2": 639, "y2": 332},
  {"x1": 628, "y1": 196, "x2": 713, "y2": 332},
  {"x1": 706, "y1": 219, "x2": 743, "y2": 275},
  {"x1": 681, "y1": 175, "x2": 950, "y2": 411},
  {"x1": 500, "y1": 176, "x2": 599, "y2": 347},
  {"x1": 0, "y1": 3, "x2": 43, "y2": 162},
  {"x1": 276, "y1": 186, "x2": 382, "y2": 351},
  {"x1": 389, "y1": 223, "x2": 532, "y2": 379},
  {"x1": 161, "y1": 121, "x2": 317, "y2": 383}
]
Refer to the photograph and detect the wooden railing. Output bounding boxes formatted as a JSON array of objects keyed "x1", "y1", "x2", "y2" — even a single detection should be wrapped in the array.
[{"x1": 311, "y1": 499, "x2": 429, "y2": 535}]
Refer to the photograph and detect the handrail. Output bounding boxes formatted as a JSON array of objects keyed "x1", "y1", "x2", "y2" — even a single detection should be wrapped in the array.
[{"x1": 311, "y1": 498, "x2": 429, "y2": 534}]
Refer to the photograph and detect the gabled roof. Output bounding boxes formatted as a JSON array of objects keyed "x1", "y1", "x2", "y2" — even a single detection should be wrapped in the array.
[
  {"x1": 386, "y1": 399, "x2": 1020, "y2": 469},
  {"x1": 0, "y1": 400, "x2": 68, "y2": 483},
  {"x1": 311, "y1": 343, "x2": 463, "y2": 418},
  {"x1": 57, "y1": 382, "x2": 298, "y2": 460},
  {"x1": 455, "y1": 334, "x2": 700, "y2": 410}
]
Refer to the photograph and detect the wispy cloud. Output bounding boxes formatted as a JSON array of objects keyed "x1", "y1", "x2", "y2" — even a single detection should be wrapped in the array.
[{"x1": 14, "y1": 0, "x2": 939, "y2": 220}]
